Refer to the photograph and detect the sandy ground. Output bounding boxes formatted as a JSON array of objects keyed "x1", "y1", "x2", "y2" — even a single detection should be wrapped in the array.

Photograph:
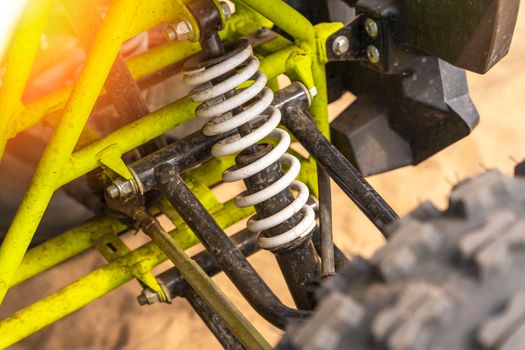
[{"x1": 2, "y1": 5, "x2": 525, "y2": 349}]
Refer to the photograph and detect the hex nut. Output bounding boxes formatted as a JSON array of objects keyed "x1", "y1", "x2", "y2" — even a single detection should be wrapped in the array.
[
  {"x1": 105, "y1": 178, "x2": 137, "y2": 199},
  {"x1": 165, "y1": 19, "x2": 194, "y2": 42}
]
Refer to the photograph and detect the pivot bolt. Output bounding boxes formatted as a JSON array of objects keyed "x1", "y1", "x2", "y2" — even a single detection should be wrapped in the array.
[
  {"x1": 332, "y1": 35, "x2": 350, "y2": 56},
  {"x1": 366, "y1": 45, "x2": 381, "y2": 64},
  {"x1": 165, "y1": 19, "x2": 194, "y2": 42},
  {"x1": 137, "y1": 288, "x2": 163, "y2": 305},
  {"x1": 365, "y1": 18, "x2": 378, "y2": 39},
  {"x1": 106, "y1": 178, "x2": 137, "y2": 199}
]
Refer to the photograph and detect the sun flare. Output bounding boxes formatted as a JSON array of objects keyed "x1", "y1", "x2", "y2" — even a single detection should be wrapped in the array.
[{"x1": 0, "y1": 1, "x2": 27, "y2": 62}]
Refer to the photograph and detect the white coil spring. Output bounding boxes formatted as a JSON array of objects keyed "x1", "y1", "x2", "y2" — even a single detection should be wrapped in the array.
[{"x1": 183, "y1": 42, "x2": 316, "y2": 250}]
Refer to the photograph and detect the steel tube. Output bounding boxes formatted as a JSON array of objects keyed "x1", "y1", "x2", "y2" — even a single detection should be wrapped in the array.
[
  {"x1": 317, "y1": 165, "x2": 335, "y2": 276},
  {"x1": 311, "y1": 226, "x2": 348, "y2": 271},
  {"x1": 12, "y1": 40, "x2": 202, "y2": 137},
  {"x1": 240, "y1": 0, "x2": 315, "y2": 46},
  {"x1": 0, "y1": 227, "x2": 197, "y2": 349},
  {"x1": 59, "y1": 97, "x2": 197, "y2": 186},
  {"x1": 135, "y1": 209, "x2": 270, "y2": 350},
  {"x1": 10, "y1": 217, "x2": 127, "y2": 287}
]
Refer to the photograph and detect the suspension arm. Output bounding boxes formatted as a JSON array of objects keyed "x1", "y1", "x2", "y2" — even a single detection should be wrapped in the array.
[
  {"x1": 160, "y1": 173, "x2": 310, "y2": 329},
  {"x1": 280, "y1": 104, "x2": 399, "y2": 236},
  {"x1": 183, "y1": 287, "x2": 247, "y2": 350},
  {"x1": 129, "y1": 129, "x2": 234, "y2": 193}
]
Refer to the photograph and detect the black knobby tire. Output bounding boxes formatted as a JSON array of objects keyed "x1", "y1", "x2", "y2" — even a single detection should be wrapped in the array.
[{"x1": 280, "y1": 170, "x2": 525, "y2": 350}]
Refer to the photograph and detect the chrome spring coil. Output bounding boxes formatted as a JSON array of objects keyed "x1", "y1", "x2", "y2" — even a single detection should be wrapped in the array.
[{"x1": 183, "y1": 40, "x2": 316, "y2": 250}]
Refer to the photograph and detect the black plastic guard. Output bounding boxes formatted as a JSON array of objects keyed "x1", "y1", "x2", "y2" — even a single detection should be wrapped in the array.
[{"x1": 331, "y1": 57, "x2": 479, "y2": 176}]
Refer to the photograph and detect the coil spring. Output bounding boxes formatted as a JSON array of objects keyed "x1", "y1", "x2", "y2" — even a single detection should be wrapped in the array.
[{"x1": 183, "y1": 40, "x2": 316, "y2": 250}]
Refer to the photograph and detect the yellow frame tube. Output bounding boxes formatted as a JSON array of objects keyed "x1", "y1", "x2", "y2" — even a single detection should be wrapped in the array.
[
  {"x1": 0, "y1": 0, "x2": 142, "y2": 304},
  {"x1": 11, "y1": 40, "x2": 202, "y2": 138},
  {"x1": 0, "y1": 0, "x2": 52, "y2": 158},
  {"x1": 0, "y1": 199, "x2": 253, "y2": 349},
  {"x1": 10, "y1": 217, "x2": 128, "y2": 287},
  {"x1": 240, "y1": 0, "x2": 330, "y2": 137}
]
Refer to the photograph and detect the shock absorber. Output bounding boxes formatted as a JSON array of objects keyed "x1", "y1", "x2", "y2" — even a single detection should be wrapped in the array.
[{"x1": 183, "y1": 39, "x2": 320, "y2": 309}]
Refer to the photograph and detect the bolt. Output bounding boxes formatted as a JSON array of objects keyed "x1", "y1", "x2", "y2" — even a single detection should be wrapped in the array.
[
  {"x1": 165, "y1": 19, "x2": 194, "y2": 42},
  {"x1": 137, "y1": 288, "x2": 163, "y2": 305},
  {"x1": 220, "y1": 1, "x2": 233, "y2": 20},
  {"x1": 105, "y1": 178, "x2": 137, "y2": 199},
  {"x1": 332, "y1": 35, "x2": 350, "y2": 56},
  {"x1": 106, "y1": 184, "x2": 120, "y2": 199},
  {"x1": 365, "y1": 18, "x2": 378, "y2": 39},
  {"x1": 366, "y1": 45, "x2": 381, "y2": 64}
]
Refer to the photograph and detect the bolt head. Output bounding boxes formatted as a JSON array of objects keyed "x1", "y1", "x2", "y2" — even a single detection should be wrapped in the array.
[
  {"x1": 366, "y1": 45, "x2": 381, "y2": 64},
  {"x1": 365, "y1": 18, "x2": 378, "y2": 39},
  {"x1": 332, "y1": 36, "x2": 350, "y2": 56}
]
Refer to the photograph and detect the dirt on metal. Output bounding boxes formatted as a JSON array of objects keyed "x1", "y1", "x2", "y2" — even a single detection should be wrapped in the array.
[{"x1": 1, "y1": 4, "x2": 525, "y2": 349}]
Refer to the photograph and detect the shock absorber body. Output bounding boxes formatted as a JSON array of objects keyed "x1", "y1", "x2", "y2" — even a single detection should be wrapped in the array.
[{"x1": 183, "y1": 39, "x2": 320, "y2": 309}]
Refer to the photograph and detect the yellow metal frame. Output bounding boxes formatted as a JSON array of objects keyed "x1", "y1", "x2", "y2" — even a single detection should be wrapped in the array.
[{"x1": 0, "y1": 0, "x2": 342, "y2": 347}]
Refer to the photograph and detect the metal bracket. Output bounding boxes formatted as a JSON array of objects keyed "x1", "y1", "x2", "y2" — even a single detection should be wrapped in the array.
[
  {"x1": 325, "y1": 14, "x2": 386, "y2": 69},
  {"x1": 92, "y1": 228, "x2": 168, "y2": 303},
  {"x1": 97, "y1": 144, "x2": 133, "y2": 180},
  {"x1": 187, "y1": 0, "x2": 225, "y2": 56}
]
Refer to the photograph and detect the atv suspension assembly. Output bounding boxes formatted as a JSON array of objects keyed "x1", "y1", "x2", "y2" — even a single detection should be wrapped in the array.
[{"x1": 0, "y1": 0, "x2": 519, "y2": 348}]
